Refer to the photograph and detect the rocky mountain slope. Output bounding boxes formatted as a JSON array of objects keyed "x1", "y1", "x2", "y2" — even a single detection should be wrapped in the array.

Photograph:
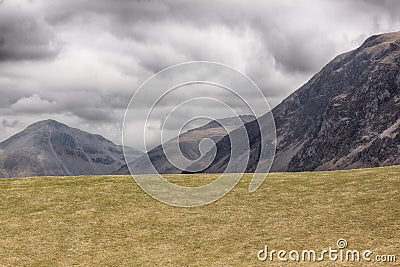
[
  {"x1": 196, "y1": 31, "x2": 400, "y2": 173},
  {"x1": 0, "y1": 120, "x2": 144, "y2": 177},
  {"x1": 113, "y1": 115, "x2": 254, "y2": 174}
]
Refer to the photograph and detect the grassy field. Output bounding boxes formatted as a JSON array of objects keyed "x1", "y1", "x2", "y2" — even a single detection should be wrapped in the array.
[{"x1": 0, "y1": 166, "x2": 399, "y2": 266}]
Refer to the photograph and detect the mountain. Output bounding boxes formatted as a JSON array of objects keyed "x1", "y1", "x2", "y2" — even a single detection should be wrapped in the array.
[
  {"x1": 113, "y1": 115, "x2": 255, "y2": 175},
  {"x1": 0, "y1": 120, "x2": 144, "y2": 177},
  {"x1": 194, "y1": 31, "x2": 400, "y2": 173}
]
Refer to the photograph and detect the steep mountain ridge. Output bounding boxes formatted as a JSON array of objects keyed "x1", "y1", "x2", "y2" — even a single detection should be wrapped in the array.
[{"x1": 196, "y1": 32, "x2": 400, "y2": 173}]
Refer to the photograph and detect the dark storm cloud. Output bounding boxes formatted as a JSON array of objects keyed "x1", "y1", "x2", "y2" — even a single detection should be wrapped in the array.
[
  {"x1": 41, "y1": 0, "x2": 399, "y2": 74},
  {"x1": 43, "y1": 0, "x2": 169, "y2": 25},
  {"x1": 0, "y1": 1, "x2": 60, "y2": 61}
]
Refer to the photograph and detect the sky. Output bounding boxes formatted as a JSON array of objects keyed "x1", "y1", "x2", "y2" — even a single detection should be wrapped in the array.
[{"x1": 1, "y1": 0, "x2": 400, "y2": 150}]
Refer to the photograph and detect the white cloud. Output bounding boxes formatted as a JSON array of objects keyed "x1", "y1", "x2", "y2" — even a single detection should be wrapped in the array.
[{"x1": 11, "y1": 94, "x2": 58, "y2": 113}]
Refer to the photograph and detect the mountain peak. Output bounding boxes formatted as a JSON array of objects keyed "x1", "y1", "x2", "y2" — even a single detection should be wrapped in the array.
[
  {"x1": 363, "y1": 31, "x2": 400, "y2": 46},
  {"x1": 26, "y1": 119, "x2": 69, "y2": 130},
  {"x1": 0, "y1": 119, "x2": 145, "y2": 177},
  {"x1": 356, "y1": 31, "x2": 400, "y2": 61}
]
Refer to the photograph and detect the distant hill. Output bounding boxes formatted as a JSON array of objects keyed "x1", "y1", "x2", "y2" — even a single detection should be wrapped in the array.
[
  {"x1": 194, "y1": 31, "x2": 400, "y2": 173},
  {"x1": 0, "y1": 120, "x2": 144, "y2": 177},
  {"x1": 113, "y1": 115, "x2": 254, "y2": 175}
]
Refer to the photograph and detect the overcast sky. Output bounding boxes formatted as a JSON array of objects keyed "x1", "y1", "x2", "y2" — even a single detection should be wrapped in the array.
[{"x1": 1, "y1": 0, "x2": 400, "y2": 150}]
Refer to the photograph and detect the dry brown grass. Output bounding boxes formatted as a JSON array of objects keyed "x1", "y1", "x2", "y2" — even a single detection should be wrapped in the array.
[{"x1": 0, "y1": 166, "x2": 399, "y2": 266}]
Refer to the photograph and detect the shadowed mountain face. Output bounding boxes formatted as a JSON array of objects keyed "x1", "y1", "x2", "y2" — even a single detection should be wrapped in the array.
[
  {"x1": 0, "y1": 120, "x2": 144, "y2": 178},
  {"x1": 196, "y1": 32, "x2": 400, "y2": 173},
  {"x1": 113, "y1": 115, "x2": 255, "y2": 175}
]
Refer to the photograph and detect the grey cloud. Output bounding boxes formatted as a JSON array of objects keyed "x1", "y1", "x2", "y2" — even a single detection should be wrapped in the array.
[
  {"x1": 11, "y1": 94, "x2": 58, "y2": 114},
  {"x1": 43, "y1": 0, "x2": 170, "y2": 26},
  {"x1": 4, "y1": 92, "x2": 122, "y2": 124},
  {"x1": 71, "y1": 108, "x2": 117, "y2": 123},
  {"x1": 349, "y1": 0, "x2": 400, "y2": 19},
  {"x1": 0, "y1": 88, "x2": 31, "y2": 109},
  {"x1": 0, "y1": 2, "x2": 61, "y2": 61},
  {"x1": 36, "y1": 0, "x2": 400, "y2": 75},
  {"x1": 2, "y1": 119, "x2": 19, "y2": 128}
]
